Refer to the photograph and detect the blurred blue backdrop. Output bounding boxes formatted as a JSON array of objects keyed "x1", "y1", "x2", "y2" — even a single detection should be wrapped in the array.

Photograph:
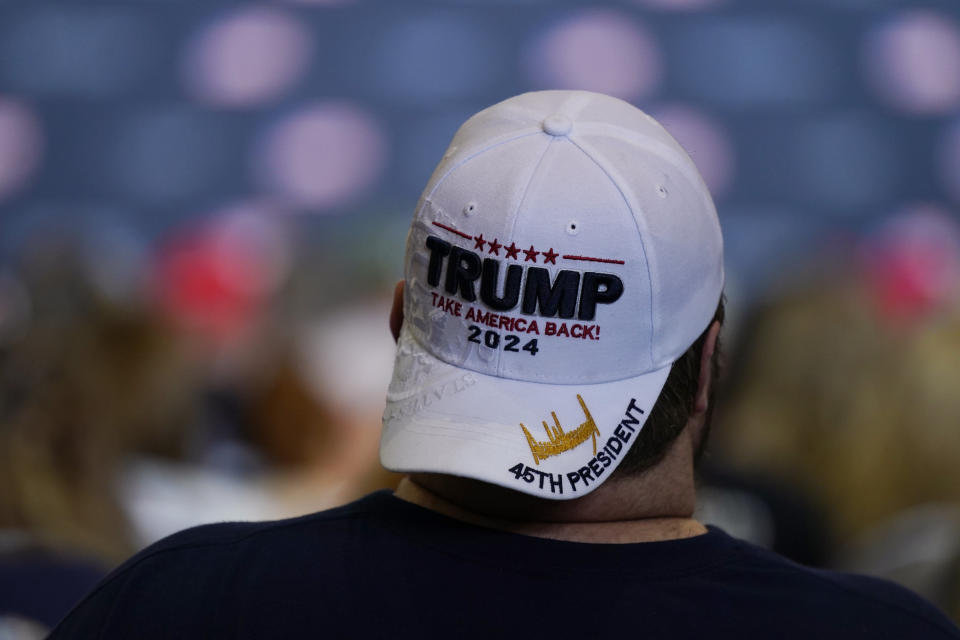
[{"x1": 0, "y1": 0, "x2": 959, "y2": 303}]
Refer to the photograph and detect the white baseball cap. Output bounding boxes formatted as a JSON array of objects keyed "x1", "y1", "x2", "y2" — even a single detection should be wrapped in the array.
[{"x1": 381, "y1": 90, "x2": 723, "y2": 500}]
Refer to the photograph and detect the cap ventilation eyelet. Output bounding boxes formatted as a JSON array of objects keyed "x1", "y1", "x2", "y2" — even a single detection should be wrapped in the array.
[
  {"x1": 657, "y1": 185, "x2": 669, "y2": 198},
  {"x1": 566, "y1": 220, "x2": 580, "y2": 236},
  {"x1": 463, "y1": 201, "x2": 478, "y2": 217}
]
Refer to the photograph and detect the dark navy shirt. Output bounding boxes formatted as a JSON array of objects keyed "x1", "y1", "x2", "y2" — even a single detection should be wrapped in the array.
[
  {"x1": 52, "y1": 491, "x2": 960, "y2": 638},
  {"x1": 0, "y1": 548, "x2": 106, "y2": 631}
]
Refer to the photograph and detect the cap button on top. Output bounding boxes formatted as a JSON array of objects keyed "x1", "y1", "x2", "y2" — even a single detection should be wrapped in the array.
[{"x1": 542, "y1": 114, "x2": 573, "y2": 137}]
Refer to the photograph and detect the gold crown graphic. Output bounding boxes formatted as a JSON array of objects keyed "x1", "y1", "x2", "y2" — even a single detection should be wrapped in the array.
[{"x1": 519, "y1": 394, "x2": 599, "y2": 465}]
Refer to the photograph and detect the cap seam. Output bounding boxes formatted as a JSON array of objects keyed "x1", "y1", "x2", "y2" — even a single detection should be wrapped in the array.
[
  {"x1": 559, "y1": 90, "x2": 595, "y2": 118},
  {"x1": 492, "y1": 102, "x2": 549, "y2": 124},
  {"x1": 574, "y1": 121, "x2": 702, "y2": 191},
  {"x1": 426, "y1": 129, "x2": 542, "y2": 202},
  {"x1": 498, "y1": 135, "x2": 557, "y2": 376},
  {"x1": 566, "y1": 136, "x2": 657, "y2": 366},
  {"x1": 505, "y1": 138, "x2": 556, "y2": 241}
]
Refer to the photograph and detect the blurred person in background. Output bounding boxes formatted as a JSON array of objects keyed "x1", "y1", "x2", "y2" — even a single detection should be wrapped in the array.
[
  {"x1": 122, "y1": 213, "x2": 400, "y2": 547},
  {"x1": 0, "y1": 232, "x2": 399, "y2": 635},
  {"x1": 247, "y1": 300, "x2": 401, "y2": 515},
  {"x1": 715, "y1": 209, "x2": 960, "y2": 618},
  {"x1": 51, "y1": 92, "x2": 960, "y2": 639},
  {"x1": 0, "y1": 243, "x2": 198, "y2": 634}
]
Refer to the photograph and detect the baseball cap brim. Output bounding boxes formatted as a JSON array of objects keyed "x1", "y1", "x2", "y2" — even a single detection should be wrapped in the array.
[{"x1": 381, "y1": 323, "x2": 671, "y2": 500}]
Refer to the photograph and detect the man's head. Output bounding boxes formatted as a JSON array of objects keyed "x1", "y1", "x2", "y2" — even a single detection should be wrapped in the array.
[
  {"x1": 380, "y1": 90, "x2": 724, "y2": 500},
  {"x1": 613, "y1": 298, "x2": 725, "y2": 477}
]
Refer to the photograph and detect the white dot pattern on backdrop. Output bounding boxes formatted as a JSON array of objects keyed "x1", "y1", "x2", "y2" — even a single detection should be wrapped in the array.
[
  {"x1": 0, "y1": 1, "x2": 955, "y2": 302},
  {"x1": 182, "y1": 7, "x2": 313, "y2": 107},
  {"x1": 649, "y1": 104, "x2": 736, "y2": 198},
  {"x1": 253, "y1": 102, "x2": 387, "y2": 210},
  {"x1": 523, "y1": 10, "x2": 662, "y2": 101},
  {"x1": 862, "y1": 10, "x2": 960, "y2": 115},
  {"x1": 0, "y1": 98, "x2": 43, "y2": 202}
]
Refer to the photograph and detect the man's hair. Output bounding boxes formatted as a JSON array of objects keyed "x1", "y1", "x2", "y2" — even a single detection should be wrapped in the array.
[{"x1": 612, "y1": 298, "x2": 725, "y2": 476}]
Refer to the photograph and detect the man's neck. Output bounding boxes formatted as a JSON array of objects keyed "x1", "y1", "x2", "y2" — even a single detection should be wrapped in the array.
[
  {"x1": 394, "y1": 477, "x2": 706, "y2": 543},
  {"x1": 393, "y1": 432, "x2": 707, "y2": 544}
]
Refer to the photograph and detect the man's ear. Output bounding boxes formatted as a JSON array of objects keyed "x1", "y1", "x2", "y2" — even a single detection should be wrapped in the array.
[
  {"x1": 389, "y1": 280, "x2": 404, "y2": 343},
  {"x1": 693, "y1": 321, "x2": 721, "y2": 415}
]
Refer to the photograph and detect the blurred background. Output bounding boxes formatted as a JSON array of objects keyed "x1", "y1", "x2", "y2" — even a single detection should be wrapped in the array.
[{"x1": 1, "y1": 0, "x2": 959, "y2": 634}]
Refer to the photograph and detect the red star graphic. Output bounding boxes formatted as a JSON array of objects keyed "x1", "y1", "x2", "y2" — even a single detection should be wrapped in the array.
[
  {"x1": 473, "y1": 234, "x2": 486, "y2": 250},
  {"x1": 487, "y1": 238, "x2": 502, "y2": 256},
  {"x1": 542, "y1": 248, "x2": 558, "y2": 264},
  {"x1": 505, "y1": 242, "x2": 520, "y2": 260},
  {"x1": 523, "y1": 245, "x2": 539, "y2": 263}
]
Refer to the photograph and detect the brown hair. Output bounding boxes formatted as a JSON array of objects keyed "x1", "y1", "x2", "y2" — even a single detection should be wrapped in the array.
[
  {"x1": 717, "y1": 277, "x2": 960, "y2": 538},
  {"x1": 612, "y1": 298, "x2": 725, "y2": 476},
  {"x1": 0, "y1": 259, "x2": 197, "y2": 563}
]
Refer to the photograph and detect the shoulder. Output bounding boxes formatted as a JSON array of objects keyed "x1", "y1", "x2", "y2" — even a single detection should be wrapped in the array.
[
  {"x1": 49, "y1": 492, "x2": 396, "y2": 638},
  {"x1": 115, "y1": 489, "x2": 394, "y2": 568},
  {"x1": 721, "y1": 533, "x2": 960, "y2": 638}
]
